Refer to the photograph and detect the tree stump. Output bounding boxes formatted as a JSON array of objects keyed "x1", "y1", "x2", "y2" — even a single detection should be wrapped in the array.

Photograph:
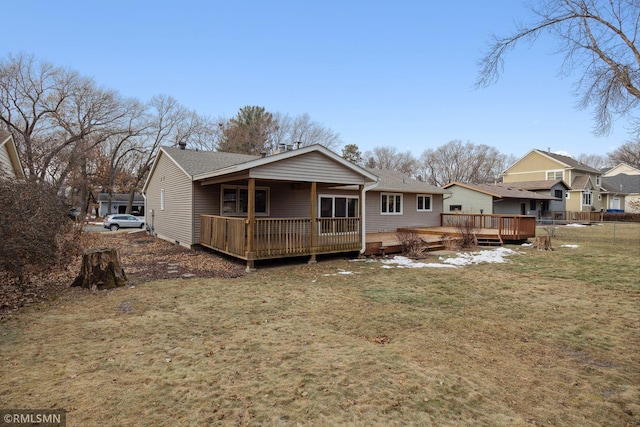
[
  {"x1": 72, "y1": 247, "x2": 128, "y2": 290},
  {"x1": 533, "y1": 236, "x2": 552, "y2": 251}
]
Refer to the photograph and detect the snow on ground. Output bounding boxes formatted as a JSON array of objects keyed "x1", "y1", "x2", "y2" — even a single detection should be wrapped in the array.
[
  {"x1": 560, "y1": 244, "x2": 580, "y2": 248},
  {"x1": 565, "y1": 223, "x2": 587, "y2": 227},
  {"x1": 380, "y1": 247, "x2": 521, "y2": 269}
]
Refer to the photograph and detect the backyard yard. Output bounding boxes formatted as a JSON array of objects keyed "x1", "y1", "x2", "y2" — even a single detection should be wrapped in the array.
[{"x1": 0, "y1": 223, "x2": 638, "y2": 426}]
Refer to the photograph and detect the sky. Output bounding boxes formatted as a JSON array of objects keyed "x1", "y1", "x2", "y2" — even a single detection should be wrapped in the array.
[{"x1": 3, "y1": 0, "x2": 634, "y2": 160}]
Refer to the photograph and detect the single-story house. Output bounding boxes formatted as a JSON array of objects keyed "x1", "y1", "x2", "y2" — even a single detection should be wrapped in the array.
[
  {"x1": 0, "y1": 131, "x2": 25, "y2": 180},
  {"x1": 98, "y1": 193, "x2": 145, "y2": 217},
  {"x1": 603, "y1": 163, "x2": 640, "y2": 212},
  {"x1": 497, "y1": 179, "x2": 570, "y2": 214},
  {"x1": 442, "y1": 182, "x2": 560, "y2": 217},
  {"x1": 142, "y1": 144, "x2": 448, "y2": 268}
]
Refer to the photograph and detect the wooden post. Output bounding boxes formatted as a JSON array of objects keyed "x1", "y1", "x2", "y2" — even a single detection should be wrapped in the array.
[
  {"x1": 309, "y1": 181, "x2": 317, "y2": 264},
  {"x1": 246, "y1": 178, "x2": 256, "y2": 271}
]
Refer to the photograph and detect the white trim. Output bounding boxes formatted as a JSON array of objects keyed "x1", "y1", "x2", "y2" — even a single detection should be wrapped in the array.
[
  {"x1": 381, "y1": 193, "x2": 403, "y2": 215},
  {"x1": 546, "y1": 170, "x2": 564, "y2": 180},
  {"x1": 160, "y1": 189, "x2": 165, "y2": 210},
  {"x1": 318, "y1": 194, "x2": 359, "y2": 218},
  {"x1": 416, "y1": 194, "x2": 433, "y2": 212}
]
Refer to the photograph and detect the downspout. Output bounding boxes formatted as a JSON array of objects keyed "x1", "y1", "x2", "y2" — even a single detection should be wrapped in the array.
[{"x1": 360, "y1": 180, "x2": 379, "y2": 254}]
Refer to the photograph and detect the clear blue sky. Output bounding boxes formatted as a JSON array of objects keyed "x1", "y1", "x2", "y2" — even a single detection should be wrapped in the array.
[{"x1": 4, "y1": 0, "x2": 633, "y2": 159}]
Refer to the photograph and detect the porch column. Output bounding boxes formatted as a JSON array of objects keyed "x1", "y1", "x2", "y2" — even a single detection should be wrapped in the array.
[
  {"x1": 246, "y1": 178, "x2": 256, "y2": 271},
  {"x1": 309, "y1": 181, "x2": 317, "y2": 264}
]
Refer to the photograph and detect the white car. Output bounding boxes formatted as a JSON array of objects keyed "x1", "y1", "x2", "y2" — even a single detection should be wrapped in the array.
[{"x1": 103, "y1": 214, "x2": 145, "y2": 231}]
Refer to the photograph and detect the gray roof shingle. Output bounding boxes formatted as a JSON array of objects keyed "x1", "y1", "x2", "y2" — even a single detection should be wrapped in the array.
[{"x1": 162, "y1": 146, "x2": 260, "y2": 177}]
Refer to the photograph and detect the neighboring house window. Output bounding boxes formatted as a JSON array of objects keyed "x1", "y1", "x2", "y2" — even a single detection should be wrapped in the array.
[
  {"x1": 530, "y1": 200, "x2": 537, "y2": 211},
  {"x1": 222, "y1": 185, "x2": 269, "y2": 215},
  {"x1": 449, "y1": 205, "x2": 462, "y2": 211},
  {"x1": 416, "y1": 195, "x2": 432, "y2": 212},
  {"x1": 160, "y1": 189, "x2": 165, "y2": 210},
  {"x1": 582, "y1": 191, "x2": 592, "y2": 206},
  {"x1": 554, "y1": 189, "x2": 563, "y2": 199},
  {"x1": 598, "y1": 194, "x2": 602, "y2": 201},
  {"x1": 565, "y1": 191, "x2": 570, "y2": 199},
  {"x1": 381, "y1": 193, "x2": 402, "y2": 214},
  {"x1": 546, "y1": 170, "x2": 563, "y2": 180},
  {"x1": 596, "y1": 176, "x2": 601, "y2": 186}
]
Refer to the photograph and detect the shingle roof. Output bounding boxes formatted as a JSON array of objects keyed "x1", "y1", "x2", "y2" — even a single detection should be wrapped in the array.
[
  {"x1": 570, "y1": 175, "x2": 592, "y2": 190},
  {"x1": 443, "y1": 182, "x2": 559, "y2": 200},
  {"x1": 162, "y1": 146, "x2": 260, "y2": 177},
  {"x1": 98, "y1": 193, "x2": 145, "y2": 202},
  {"x1": 536, "y1": 149, "x2": 602, "y2": 174},
  {"x1": 504, "y1": 179, "x2": 568, "y2": 191},
  {"x1": 366, "y1": 168, "x2": 449, "y2": 194},
  {"x1": 602, "y1": 174, "x2": 640, "y2": 194}
]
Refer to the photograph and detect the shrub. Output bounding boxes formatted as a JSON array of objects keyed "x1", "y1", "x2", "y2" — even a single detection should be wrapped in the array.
[
  {"x1": 395, "y1": 231, "x2": 427, "y2": 258},
  {"x1": 0, "y1": 177, "x2": 82, "y2": 286}
]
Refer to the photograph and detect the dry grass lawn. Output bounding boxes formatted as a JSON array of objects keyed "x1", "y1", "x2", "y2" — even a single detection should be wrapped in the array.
[{"x1": 1, "y1": 223, "x2": 638, "y2": 426}]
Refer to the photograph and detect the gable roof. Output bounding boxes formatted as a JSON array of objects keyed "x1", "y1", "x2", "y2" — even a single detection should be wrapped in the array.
[
  {"x1": 570, "y1": 175, "x2": 594, "y2": 190},
  {"x1": 504, "y1": 179, "x2": 569, "y2": 191},
  {"x1": 442, "y1": 182, "x2": 559, "y2": 200},
  {"x1": 602, "y1": 174, "x2": 640, "y2": 194},
  {"x1": 365, "y1": 168, "x2": 449, "y2": 194},
  {"x1": 143, "y1": 144, "x2": 378, "y2": 192},
  {"x1": 0, "y1": 131, "x2": 25, "y2": 179},
  {"x1": 505, "y1": 148, "x2": 602, "y2": 175},
  {"x1": 604, "y1": 162, "x2": 640, "y2": 177}
]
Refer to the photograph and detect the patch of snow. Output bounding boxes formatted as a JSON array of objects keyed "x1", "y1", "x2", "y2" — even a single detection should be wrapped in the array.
[
  {"x1": 379, "y1": 247, "x2": 520, "y2": 269},
  {"x1": 521, "y1": 243, "x2": 533, "y2": 247},
  {"x1": 560, "y1": 244, "x2": 580, "y2": 248},
  {"x1": 565, "y1": 223, "x2": 587, "y2": 227}
]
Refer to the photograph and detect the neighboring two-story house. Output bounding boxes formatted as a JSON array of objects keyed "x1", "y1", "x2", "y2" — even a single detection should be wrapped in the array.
[
  {"x1": 0, "y1": 131, "x2": 25, "y2": 180},
  {"x1": 502, "y1": 149, "x2": 612, "y2": 214}
]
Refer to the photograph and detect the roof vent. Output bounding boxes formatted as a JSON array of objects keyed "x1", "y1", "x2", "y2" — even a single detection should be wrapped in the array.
[{"x1": 178, "y1": 141, "x2": 187, "y2": 150}]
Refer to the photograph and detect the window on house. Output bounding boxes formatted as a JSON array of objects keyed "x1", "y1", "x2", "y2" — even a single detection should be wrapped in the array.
[
  {"x1": 582, "y1": 191, "x2": 592, "y2": 206},
  {"x1": 319, "y1": 195, "x2": 359, "y2": 233},
  {"x1": 530, "y1": 200, "x2": 537, "y2": 211},
  {"x1": 546, "y1": 170, "x2": 563, "y2": 180},
  {"x1": 554, "y1": 189, "x2": 563, "y2": 199},
  {"x1": 160, "y1": 189, "x2": 165, "y2": 210},
  {"x1": 449, "y1": 205, "x2": 462, "y2": 211},
  {"x1": 417, "y1": 195, "x2": 432, "y2": 212},
  {"x1": 222, "y1": 186, "x2": 268, "y2": 215},
  {"x1": 565, "y1": 191, "x2": 570, "y2": 199},
  {"x1": 381, "y1": 193, "x2": 402, "y2": 214},
  {"x1": 596, "y1": 176, "x2": 601, "y2": 186}
]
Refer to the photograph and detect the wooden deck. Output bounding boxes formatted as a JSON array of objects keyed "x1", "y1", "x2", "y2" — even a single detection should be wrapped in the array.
[{"x1": 366, "y1": 213, "x2": 537, "y2": 256}]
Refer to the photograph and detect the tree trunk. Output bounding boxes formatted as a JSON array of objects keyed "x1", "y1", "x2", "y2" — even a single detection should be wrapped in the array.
[
  {"x1": 72, "y1": 247, "x2": 128, "y2": 290},
  {"x1": 534, "y1": 236, "x2": 552, "y2": 251}
]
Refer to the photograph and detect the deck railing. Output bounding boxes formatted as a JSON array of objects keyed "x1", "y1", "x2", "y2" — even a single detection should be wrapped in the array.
[
  {"x1": 440, "y1": 213, "x2": 536, "y2": 240},
  {"x1": 200, "y1": 215, "x2": 362, "y2": 260}
]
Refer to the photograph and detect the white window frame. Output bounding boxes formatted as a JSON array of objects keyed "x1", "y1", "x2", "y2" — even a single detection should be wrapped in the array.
[
  {"x1": 595, "y1": 175, "x2": 601, "y2": 186},
  {"x1": 565, "y1": 191, "x2": 570, "y2": 200},
  {"x1": 221, "y1": 185, "x2": 269, "y2": 216},
  {"x1": 160, "y1": 189, "x2": 165, "y2": 211},
  {"x1": 381, "y1": 193, "x2": 403, "y2": 215},
  {"x1": 416, "y1": 194, "x2": 433, "y2": 212},
  {"x1": 582, "y1": 191, "x2": 593, "y2": 206},
  {"x1": 546, "y1": 170, "x2": 564, "y2": 180}
]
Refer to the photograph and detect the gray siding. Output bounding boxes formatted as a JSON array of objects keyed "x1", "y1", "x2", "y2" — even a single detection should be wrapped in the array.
[
  {"x1": 145, "y1": 152, "x2": 194, "y2": 247},
  {"x1": 443, "y1": 186, "x2": 494, "y2": 214},
  {"x1": 0, "y1": 143, "x2": 16, "y2": 178},
  {"x1": 193, "y1": 182, "x2": 220, "y2": 244},
  {"x1": 251, "y1": 152, "x2": 366, "y2": 184},
  {"x1": 364, "y1": 191, "x2": 443, "y2": 233}
]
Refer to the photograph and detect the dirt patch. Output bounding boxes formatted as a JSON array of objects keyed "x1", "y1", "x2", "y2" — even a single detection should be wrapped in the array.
[{"x1": 0, "y1": 230, "x2": 245, "y2": 320}]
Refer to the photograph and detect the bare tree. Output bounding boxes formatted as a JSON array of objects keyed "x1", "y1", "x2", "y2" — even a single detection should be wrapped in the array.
[
  {"x1": 363, "y1": 146, "x2": 419, "y2": 177},
  {"x1": 421, "y1": 140, "x2": 512, "y2": 186},
  {"x1": 607, "y1": 139, "x2": 640, "y2": 167},
  {"x1": 576, "y1": 152, "x2": 609, "y2": 169},
  {"x1": 0, "y1": 53, "x2": 134, "y2": 190},
  {"x1": 477, "y1": 0, "x2": 640, "y2": 136}
]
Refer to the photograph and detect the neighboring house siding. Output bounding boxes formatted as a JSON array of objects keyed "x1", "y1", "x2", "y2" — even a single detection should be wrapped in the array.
[
  {"x1": 145, "y1": 153, "x2": 194, "y2": 247},
  {"x1": 443, "y1": 186, "x2": 493, "y2": 214},
  {"x1": 364, "y1": 192, "x2": 443, "y2": 233},
  {"x1": 0, "y1": 143, "x2": 16, "y2": 178},
  {"x1": 503, "y1": 152, "x2": 565, "y2": 182},
  {"x1": 251, "y1": 152, "x2": 366, "y2": 185}
]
